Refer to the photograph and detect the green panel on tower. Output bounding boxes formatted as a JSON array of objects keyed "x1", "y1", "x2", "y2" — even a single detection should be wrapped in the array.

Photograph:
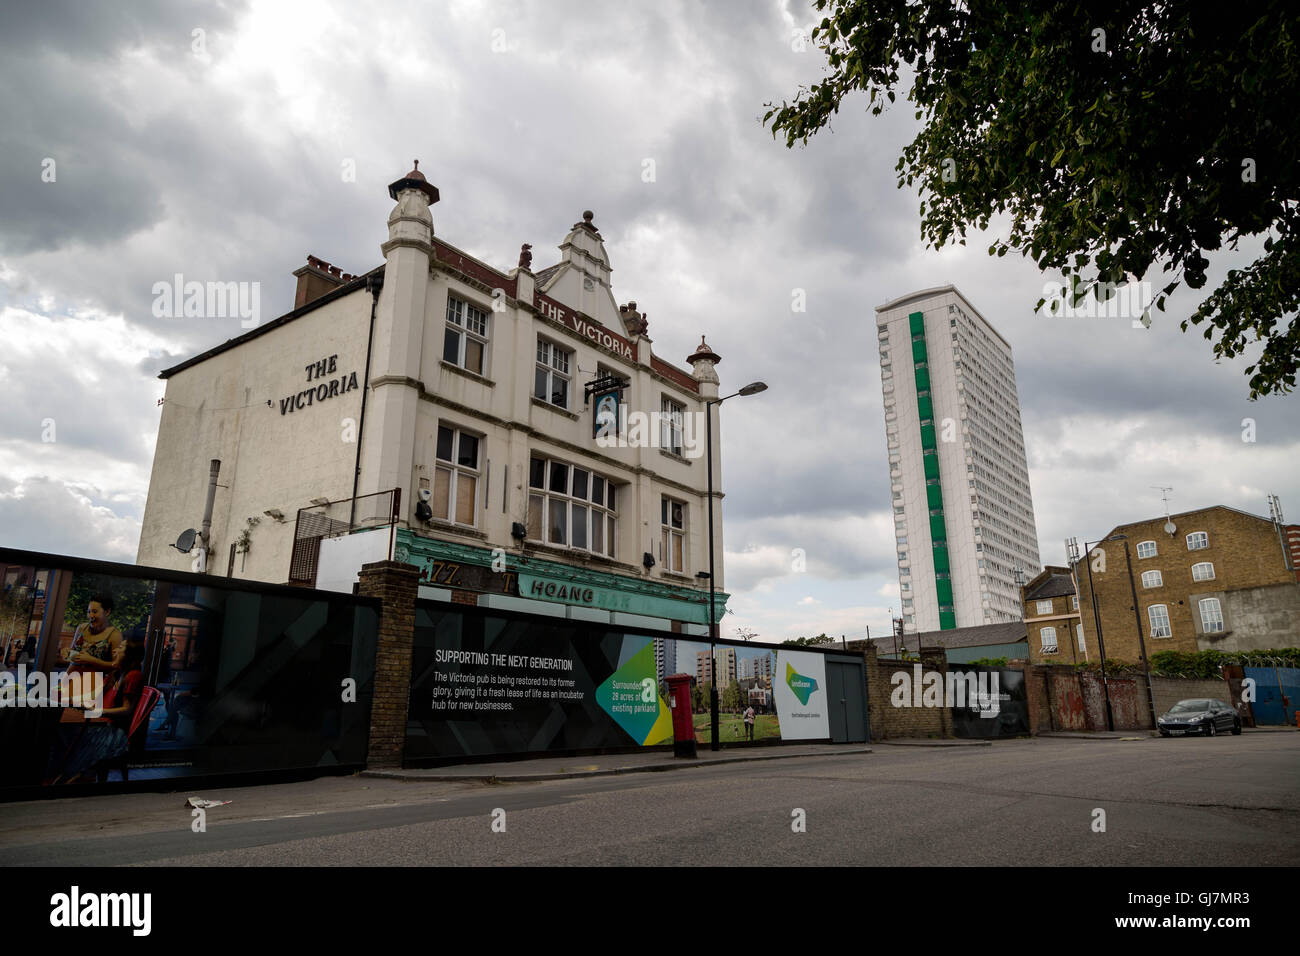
[
  {"x1": 920, "y1": 423, "x2": 937, "y2": 449},
  {"x1": 912, "y1": 340, "x2": 928, "y2": 363},
  {"x1": 923, "y1": 451, "x2": 939, "y2": 479},
  {"x1": 917, "y1": 394, "x2": 933, "y2": 420},
  {"x1": 932, "y1": 546, "x2": 950, "y2": 572},
  {"x1": 909, "y1": 311, "x2": 925, "y2": 336},
  {"x1": 936, "y1": 579, "x2": 954, "y2": 605},
  {"x1": 939, "y1": 610, "x2": 957, "y2": 630},
  {"x1": 915, "y1": 367, "x2": 930, "y2": 390},
  {"x1": 926, "y1": 484, "x2": 944, "y2": 510},
  {"x1": 929, "y1": 514, "x2": 947, "y2": 541}
]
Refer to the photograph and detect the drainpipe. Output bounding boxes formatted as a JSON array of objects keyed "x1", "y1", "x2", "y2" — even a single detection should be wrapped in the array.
[
  {"x1": 350, "y1": 271, "x2": 383, "y2": 527},
  {"x1": 200, "y1": 459, "x2": 221, "y2": 573}
]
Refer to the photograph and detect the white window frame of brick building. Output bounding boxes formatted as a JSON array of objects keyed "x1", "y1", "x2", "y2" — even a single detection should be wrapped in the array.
[
  {"x1": 660, "y1": 396, "x2": 685, "y2": 456},
  {"x1": 444, "y1": 295, "x2": 489, "y2": 376},
  {"x1": 1071, "y1": 595, "x2": 1079, "y2": 611},
  {"x1": 1136, "y1": 540, "x2": 1158, "y2": 559},
  {"x1": 1148, "y1": 604, "x2": 1172, "y2": 638},
  {"x1": 433, "y1": 425, "x2": 481, "y2": 527},
  {"x1": 1035, "y1": 599, "x2": 1053, "y2": 615},
  {"x1": 1141, "y1": 569, "x2": 1163, "y2": 588},
  {"x1": 1192, "y1": 561, "x2": 1215, "y2": 582},
  {"x1": 1076, "y1": 623, "x2": 1085, "y2": 651},
  {"x1": 1198, "y1": 597, "x2": 1224, "y2": 633},
  {"x1": 534, "y1": 338, "x2": 572, "y2": 409},
  {"x1": 1186, "y1": 531, "x2": 1209, "y2": 551},
  {"x1": 1040, "y1": 626, "x2": 1058, "y2": 653},
  {"x1": 527, "y1": 456, "x2": 617, "y2": 557},
  {"x1": 661, "y1": 496, "x2": 687, "y2": 573}
]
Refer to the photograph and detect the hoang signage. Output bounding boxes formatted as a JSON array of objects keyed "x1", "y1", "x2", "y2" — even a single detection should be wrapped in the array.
[
  {"x1": 280, "y1": 353, "x2": 360, "y2": 415},
  {"x1": 395, "y1": 532, "x2": 724, "y2": 625}
]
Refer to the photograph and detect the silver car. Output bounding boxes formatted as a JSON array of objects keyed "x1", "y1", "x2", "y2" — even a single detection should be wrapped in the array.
[{"x1": 1157, "y1": 698, "x2": 1242, "y2": 737}]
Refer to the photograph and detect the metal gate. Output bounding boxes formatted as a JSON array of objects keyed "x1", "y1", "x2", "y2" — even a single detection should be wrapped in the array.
[
  {"x1": 825, "y1": 658, "x2": 867, "y2": 743},
  {"x1": 1244, "y1": 665, "x2": 1299, "y2": 725}
]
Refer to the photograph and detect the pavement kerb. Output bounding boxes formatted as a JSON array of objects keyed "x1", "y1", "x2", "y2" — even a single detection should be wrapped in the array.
[
  {"x1": 362, "y1": 746, "x2": 873, "y2": 784},
  {"x1": 873, "y1": 739, "x2": 991, "y2": 747}
]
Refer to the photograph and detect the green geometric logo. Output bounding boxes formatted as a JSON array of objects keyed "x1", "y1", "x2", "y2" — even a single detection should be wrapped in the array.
[
  {"x1": 785, "y1": 662, "x2": 818, "y2": 706},
  {"x1": 596, "y1": 639, "x2": 673, "y2": 746}
]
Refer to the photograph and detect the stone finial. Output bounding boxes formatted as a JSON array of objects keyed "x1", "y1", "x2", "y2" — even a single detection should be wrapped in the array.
[
  {"x1": 519, "y1": 243, "x2": 533, "y2": 269},
  {"x1": 687, "y1": 336, "x2": 721, "y2": 366},
  {"x1": 387, "y1": 159, "x2": 439, "y2": 204},
  {"x1": 687, "y1": 335, "x2": 721, "y2": 386}
]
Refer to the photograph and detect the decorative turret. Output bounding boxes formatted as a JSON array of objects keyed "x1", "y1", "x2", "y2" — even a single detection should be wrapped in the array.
[
  {"x1": 688, "y1": 336, "x2": 721, "y2": 391},
  {"x1": 384, "y1": 160, "x2": 437, "y2": 255}
]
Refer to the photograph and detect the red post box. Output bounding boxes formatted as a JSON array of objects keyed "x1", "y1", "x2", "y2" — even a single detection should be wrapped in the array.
[{"x1": 665, "y1": 673, "x2": 697, "y2": 758}]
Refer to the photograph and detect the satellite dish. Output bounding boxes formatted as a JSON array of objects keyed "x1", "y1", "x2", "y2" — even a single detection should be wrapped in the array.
[
  {"x1": 1164, "y1": 521, "x2": 1176, "y2": 535},
  {"x1": 173, "y1": 529, "x2": 197, "y2": 553}
]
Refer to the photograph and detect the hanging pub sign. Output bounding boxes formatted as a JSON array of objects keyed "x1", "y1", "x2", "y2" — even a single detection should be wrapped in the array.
[{"x1": 586, "y1": 374, "x2": 626, "y2": 439}]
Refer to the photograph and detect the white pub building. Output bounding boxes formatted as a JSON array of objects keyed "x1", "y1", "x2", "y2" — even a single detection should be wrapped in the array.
[{"x1": 137, "y1": 163, "x2": 728, "y2": 637}]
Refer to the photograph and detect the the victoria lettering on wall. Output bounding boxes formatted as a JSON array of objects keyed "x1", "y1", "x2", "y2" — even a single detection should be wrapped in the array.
[
  {"x1": 535, "y1": 294, "x2": 634, "y2": 361},
  {"x1": 279, "y1": 353, "x2": 359, "y2": 415}
]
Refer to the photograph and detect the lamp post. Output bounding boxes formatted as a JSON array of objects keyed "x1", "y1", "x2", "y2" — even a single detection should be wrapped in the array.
[
  {"x1": 1082, "y1": 535, "x2": 1126, "y2": 731},
  {"x1": 1119, "y1": 538, "x2": 1160, "y2": 729},
  {"x1": 705, "y1": 380, "x2": 767, "y2": 751}
]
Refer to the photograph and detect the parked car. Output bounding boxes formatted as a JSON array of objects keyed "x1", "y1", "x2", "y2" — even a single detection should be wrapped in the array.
[{"x1": 1157, "y1": 699, "x2": 1242, "y2": 737}]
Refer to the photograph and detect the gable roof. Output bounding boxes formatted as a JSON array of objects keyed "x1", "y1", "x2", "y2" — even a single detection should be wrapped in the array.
[{"x1": 1025, "y1": 572, "x2": 1075, "y2": 602}]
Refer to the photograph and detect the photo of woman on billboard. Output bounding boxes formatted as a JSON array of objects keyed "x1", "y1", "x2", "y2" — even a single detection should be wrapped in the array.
[
  {"x1": 65, "y1": 592, "x2": 125, "y2": 677},
  {"x1": 47, "y1": 638, "x2": 148, "y2": 785}
]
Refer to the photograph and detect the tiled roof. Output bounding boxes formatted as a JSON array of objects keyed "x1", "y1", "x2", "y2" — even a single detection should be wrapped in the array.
[
  {"x1": 1025, "y1": 573, "x2": 1075, "y2": 601},
  {"x1": 533, "y1": 263, "x2": 562, "y2": 287}
]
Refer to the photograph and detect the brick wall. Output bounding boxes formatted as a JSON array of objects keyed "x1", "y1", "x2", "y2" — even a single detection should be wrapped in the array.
[
  {"x1": 864, "y1": 645, "x2": 950, "y2": 739},
  {"x1": 358, "y1": 560, "x2": 419, "y2": 768},
  {"x1": 1148, "y1": 676, "x2": 1234, "y2": 715}
]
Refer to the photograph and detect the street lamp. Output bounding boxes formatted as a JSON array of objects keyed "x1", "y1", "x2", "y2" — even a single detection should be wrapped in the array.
[
  {"x1": 705, "y1": 380, "x2": 767, "y2": 751},
  {"x1": 1082, "y1": 534, "x2": 1129, "y2": 731},
  {"x1": 1116, "y1": 537, "x2": 1160, "y2": 729}
]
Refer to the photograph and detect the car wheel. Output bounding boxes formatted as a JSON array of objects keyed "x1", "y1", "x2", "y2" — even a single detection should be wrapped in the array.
[
  {"x1": 1232, "y1": 719, "x2": 1242, "y2": 735},
  {"x1": 1206, "y1": 721, "x2": 1216, "y2": 737},
  {"x1": 1159, "y1": 730, "x2": 1170, "y2": 738}
]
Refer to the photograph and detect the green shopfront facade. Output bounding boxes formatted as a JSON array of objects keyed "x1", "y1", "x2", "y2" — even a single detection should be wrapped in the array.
[{"x1": 395, "y1": 530, "x2": 724, "y2": 634}]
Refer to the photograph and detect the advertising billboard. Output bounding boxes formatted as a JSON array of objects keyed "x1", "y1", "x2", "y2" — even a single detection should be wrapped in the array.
[
  {"x1": 771, "y1": 649, "x2": 830, "y2": 740},
  {"x1": 406, "y1": 602, "x2": 842, "y2": 760},
  {"x1": 0, "y1": 549, "x2": 378, "y2": 793}
]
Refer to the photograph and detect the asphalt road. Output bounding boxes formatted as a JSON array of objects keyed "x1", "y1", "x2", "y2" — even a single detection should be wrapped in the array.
[{"x1": 1, "y1": 734, "x2": 1296, "y2": 866}]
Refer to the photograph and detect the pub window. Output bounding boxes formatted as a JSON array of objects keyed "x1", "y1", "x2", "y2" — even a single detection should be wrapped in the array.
[
  {"x1": 527, "y1": 455, "x2": 616, "y2": 557},
  {"x1": 443, "y1": 295, "x2": 489, "y2": 375},
  {"x1": 660, "y1": 397, "x2": 685, "y2": 456},
  {"x1": 433, "y1": 425, "x2": 481, "y2": 526},
  {"x1": 534, "y1": 338, "x2": 572, "y2": 409},
  {"x1": 661, "y1": 496, "x2": 687, "y2": 573}
]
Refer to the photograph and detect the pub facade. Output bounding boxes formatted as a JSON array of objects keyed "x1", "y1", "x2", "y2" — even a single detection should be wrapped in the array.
[{"x1": 137, "y1": 162, "x2": 730, "y2": 638}]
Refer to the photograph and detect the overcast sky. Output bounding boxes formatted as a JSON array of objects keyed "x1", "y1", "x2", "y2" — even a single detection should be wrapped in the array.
[{"x1": 1, "y1": 0, "x2": 1296, "y2": 643}]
